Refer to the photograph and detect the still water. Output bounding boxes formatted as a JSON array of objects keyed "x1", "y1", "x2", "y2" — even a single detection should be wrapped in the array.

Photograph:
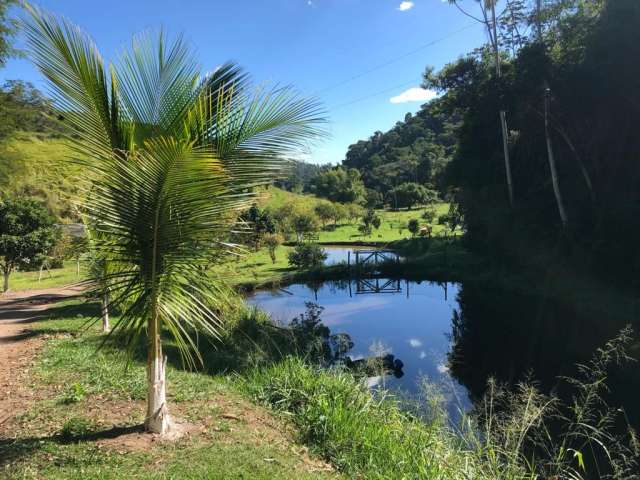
[
  {"x1": 248, "y1": 248, "x2": 640, "y2": 426},
  {"x1": 248, "y1": 278, "x2": 471, "y2": 414}
]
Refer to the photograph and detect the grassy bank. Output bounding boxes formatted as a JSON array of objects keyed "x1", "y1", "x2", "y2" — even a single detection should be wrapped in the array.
[
  {"x1": 6, "y1": 187, "x2": 461, "y2": 294},
  {"x1": 0, "y1": 299, "x2": 505, "y2": 479},
  {"x1": 7, "y1": 236, "x2": 471, "y2": 294},
  {"x1": 3, "y1": 297, "x2": 636, "y2": 479},
  {"x1": 0, "y1": 301, "x2": 340, "y2": 479}
]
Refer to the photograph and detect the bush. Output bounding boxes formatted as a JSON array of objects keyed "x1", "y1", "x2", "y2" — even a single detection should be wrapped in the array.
[
  {"x1": 288, "y1": 243, "x2": 327, "y2": 270},
  {"x1": 314, "y1": 201, "x2": 336, "y2": 228},
  {"x1": 387, "y1": 182, "x2": 438, "y2": 210},
  {"x1": 422, "y1": 207, "x2": 437, "y2": 223},
  {"x1": 292, "y1": 212, "x2": 319, "y2": 241},
  {"x1": 263, "y1": 233, "x2": 283, "y2": 264},
  {"x1": 59, "y1": 416, "x2": 97, "y2": 440},
  {"x1": 407, "y1": 219, "x2": 420, "y2": 237}
]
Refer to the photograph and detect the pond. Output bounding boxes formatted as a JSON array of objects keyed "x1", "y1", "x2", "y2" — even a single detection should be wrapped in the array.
[
  {"x1": 247, "y1": 249, "x2": 640, "y2": 427},
  {"x1": 247, "y1": 277, "x2": 471, "y2": 416}
]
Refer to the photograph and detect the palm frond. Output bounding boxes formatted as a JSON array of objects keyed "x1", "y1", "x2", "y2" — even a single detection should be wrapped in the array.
[
  {"x1": 24, "y1": 5, "x2": 326, "y2": 368},
  {"x1": 116, "y1": 30, "x2": 200, "y2": 140},
  {"x1": 22, "y1": 3, "x2": 127, "y2": 157}
]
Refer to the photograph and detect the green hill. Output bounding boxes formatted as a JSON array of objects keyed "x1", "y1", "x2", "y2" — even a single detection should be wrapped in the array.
[
  {"x1": 0, "y1": 132, "x2": 84, "y2": 221},
  {"x1": 342, "y1": 99, "x2": 459, "y2": 195}
]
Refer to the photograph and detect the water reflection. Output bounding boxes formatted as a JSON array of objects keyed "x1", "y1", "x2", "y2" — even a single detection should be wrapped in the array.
[
  {"x1": 447, "y1": 278, "x2": 640, "y2": 427},
  {"x1": 248, "y1": 278, "x2": 469, "y2": 416}
]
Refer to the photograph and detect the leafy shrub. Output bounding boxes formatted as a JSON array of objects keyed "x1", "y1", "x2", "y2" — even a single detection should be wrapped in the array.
[
  {"x1": 422, "y1": 207, "x2": 437, "y2": 222},
  {"x1": 288, "y1": 243, "x2": 327, "y2": 269},
  {"x1": 59, "y1": 416, "x2": 97, "y2": 440},
  {"x1": 58, "y1": 382, "x2": 87, "y2": 404},
  {"x1": 263, "y1": 233, "x2": 283, "y2": 264},
  {"x1": 407, "y1": 219, "x2": 420, "y2": 237}
]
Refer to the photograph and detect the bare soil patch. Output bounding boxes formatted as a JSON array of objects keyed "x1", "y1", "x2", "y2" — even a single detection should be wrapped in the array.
[{"x1": 0, "y1": 287, "x2": 84, "y2": 430}]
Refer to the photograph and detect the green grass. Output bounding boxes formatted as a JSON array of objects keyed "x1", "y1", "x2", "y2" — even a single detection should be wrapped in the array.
[
  {"x1": 9, "y1": 260, "x2": 85, "y2": 291},
  {"x1": 0, "y1": 133, "x2": 85, "y2": 221},
  {"x1": 257, "y1": 186, "x2": 319, "y2": 211},
  {"x1": 317, "y1": 204, "x2": 452, "y2": 244},
  {"x1": 0, "y1": 302, "x2": 341, "y2": 479},
  {"x1": 213, "y1": 245, "x2": 295, "y2": 286},
  {"x1": 240, "y1": 358, "x2": 518, "y2": 480}
]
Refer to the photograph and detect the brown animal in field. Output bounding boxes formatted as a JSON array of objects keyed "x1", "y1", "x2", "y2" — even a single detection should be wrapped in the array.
[{"x1": 419, "y1": 226, "x2": 432, "y2": 238}]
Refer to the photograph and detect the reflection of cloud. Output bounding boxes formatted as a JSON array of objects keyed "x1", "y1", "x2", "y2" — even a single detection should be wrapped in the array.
[
  {"x1": 322, "y1": 297, "x2": 390, "y2": 326},
  {"x1": 437, "y1": 363, "x2": 449, "y2": 374},
  {"x1": 367, "y1": 376, "x2": 382, "y2": 388},
  {"x1": 408, "y1": 338, "x2": 423, "y2": 348},
  {"x1": 419, "y1": 351, "x2": 427, "y2": 359}
]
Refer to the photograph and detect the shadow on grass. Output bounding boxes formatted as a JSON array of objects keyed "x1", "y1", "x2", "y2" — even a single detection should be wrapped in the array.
[{"x1": 0, "y1": 424, "x2": 144, "y2": 467}]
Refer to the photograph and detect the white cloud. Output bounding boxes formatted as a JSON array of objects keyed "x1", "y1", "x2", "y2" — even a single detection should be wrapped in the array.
[
  {"x1": 408, "y1": 338, "x2": 423, "y2": 348},
  {"x1": 390, "y1": 87, "x2": 437, "y2": 104},
  {"x1": 437, "y1": 363, "x2": 449, "y2": 374},
  {"x1": 398, "y1": 1, "x2": 414, "y2": 11}
]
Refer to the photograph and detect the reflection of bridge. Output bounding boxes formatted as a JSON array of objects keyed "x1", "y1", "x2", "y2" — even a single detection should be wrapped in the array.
[{"x1": 354, "y1": 278, "x2": 401, "y2": 294}]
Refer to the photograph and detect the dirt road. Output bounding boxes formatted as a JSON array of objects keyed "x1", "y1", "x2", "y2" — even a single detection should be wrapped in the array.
[{"x1": 0, "y1": 287, "x2": 84, "y2": 427}]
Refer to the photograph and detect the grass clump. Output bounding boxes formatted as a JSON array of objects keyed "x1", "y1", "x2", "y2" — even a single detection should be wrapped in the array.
[
  {"x1": 241, "y1": 357, "x2": 484, "y2": 479},
  {"x1": 59, "y1": 416, "x2": 98, "y2": 440}
]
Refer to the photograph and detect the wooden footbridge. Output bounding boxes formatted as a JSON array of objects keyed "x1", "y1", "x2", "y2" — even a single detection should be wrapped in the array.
[{"x1": 348, "y1": 249, "x2": 399, "y2": 267}]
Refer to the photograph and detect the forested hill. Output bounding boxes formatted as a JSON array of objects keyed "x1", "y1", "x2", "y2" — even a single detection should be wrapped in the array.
[{"x1": 342, "y1": 99, "x2": 459, "y2": 195}]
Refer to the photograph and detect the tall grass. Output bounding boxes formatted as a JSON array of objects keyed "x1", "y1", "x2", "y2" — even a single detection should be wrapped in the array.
[{"x1": 240, "y1": 328, "x2": 639, "y2": 479}]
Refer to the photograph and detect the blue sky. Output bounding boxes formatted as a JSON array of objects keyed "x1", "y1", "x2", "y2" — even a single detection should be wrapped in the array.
[{"x1": 2, "y1": 0, "x2": 488, "y2": 164}]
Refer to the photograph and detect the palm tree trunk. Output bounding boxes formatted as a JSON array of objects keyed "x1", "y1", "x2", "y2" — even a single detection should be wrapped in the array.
[
  {"x1": 101, "y1": 289, "x2": 110, "y2": 332},
  {"x1": 145, "y1": 309, "x2": 172, "y2": 434},
  {"x1": 544, "y1": 83, "x2": 568, "y2": 227}
]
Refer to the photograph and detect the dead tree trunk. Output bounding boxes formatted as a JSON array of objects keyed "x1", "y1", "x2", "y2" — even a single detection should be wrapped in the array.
[
  {"x1": 101, "y1": 289, "x2": 110, "y2": 332},
  {"x1": 489, "y1": 3, "x2": 514, "y2": 206},
  {"x1": 544, "y1": 84, "x2": 568, "y2": 227}
]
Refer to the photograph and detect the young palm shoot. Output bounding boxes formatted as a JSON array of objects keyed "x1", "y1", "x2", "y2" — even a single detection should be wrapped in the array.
[{"x1": 23, "y1": 4, "x2": 324, "y2": 435}]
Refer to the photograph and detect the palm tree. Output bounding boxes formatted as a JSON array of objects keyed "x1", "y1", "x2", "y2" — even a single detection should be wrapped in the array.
[{"x1": 23, "y1": 5, "x2": 324, "y2": 435}]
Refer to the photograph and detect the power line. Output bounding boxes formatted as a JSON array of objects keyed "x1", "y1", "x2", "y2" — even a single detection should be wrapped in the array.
[{"x1": 314, "y1": 22, "x2": 477, "y2": 96}]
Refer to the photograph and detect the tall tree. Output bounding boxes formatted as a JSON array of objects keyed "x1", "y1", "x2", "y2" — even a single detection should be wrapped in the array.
[
  {"x1": 448, "y1": 0, "x2": 515, "y2": 206},
  {"x1": 23, "y1": 5, "x2": 324, "y2": 435}
]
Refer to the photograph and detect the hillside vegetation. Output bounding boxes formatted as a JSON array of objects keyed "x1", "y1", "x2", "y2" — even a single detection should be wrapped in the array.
[
  {"x1": 343, "y1": 101, "x2": 459, "y2": 195},
  {"x1": 0, "y1": 133, "x2": 82, "y2": 222}
]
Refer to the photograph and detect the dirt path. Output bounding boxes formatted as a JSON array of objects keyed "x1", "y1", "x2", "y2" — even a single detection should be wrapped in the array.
[{"x1": 0, "y1": 286, "x2": 84, "y2": 427}]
